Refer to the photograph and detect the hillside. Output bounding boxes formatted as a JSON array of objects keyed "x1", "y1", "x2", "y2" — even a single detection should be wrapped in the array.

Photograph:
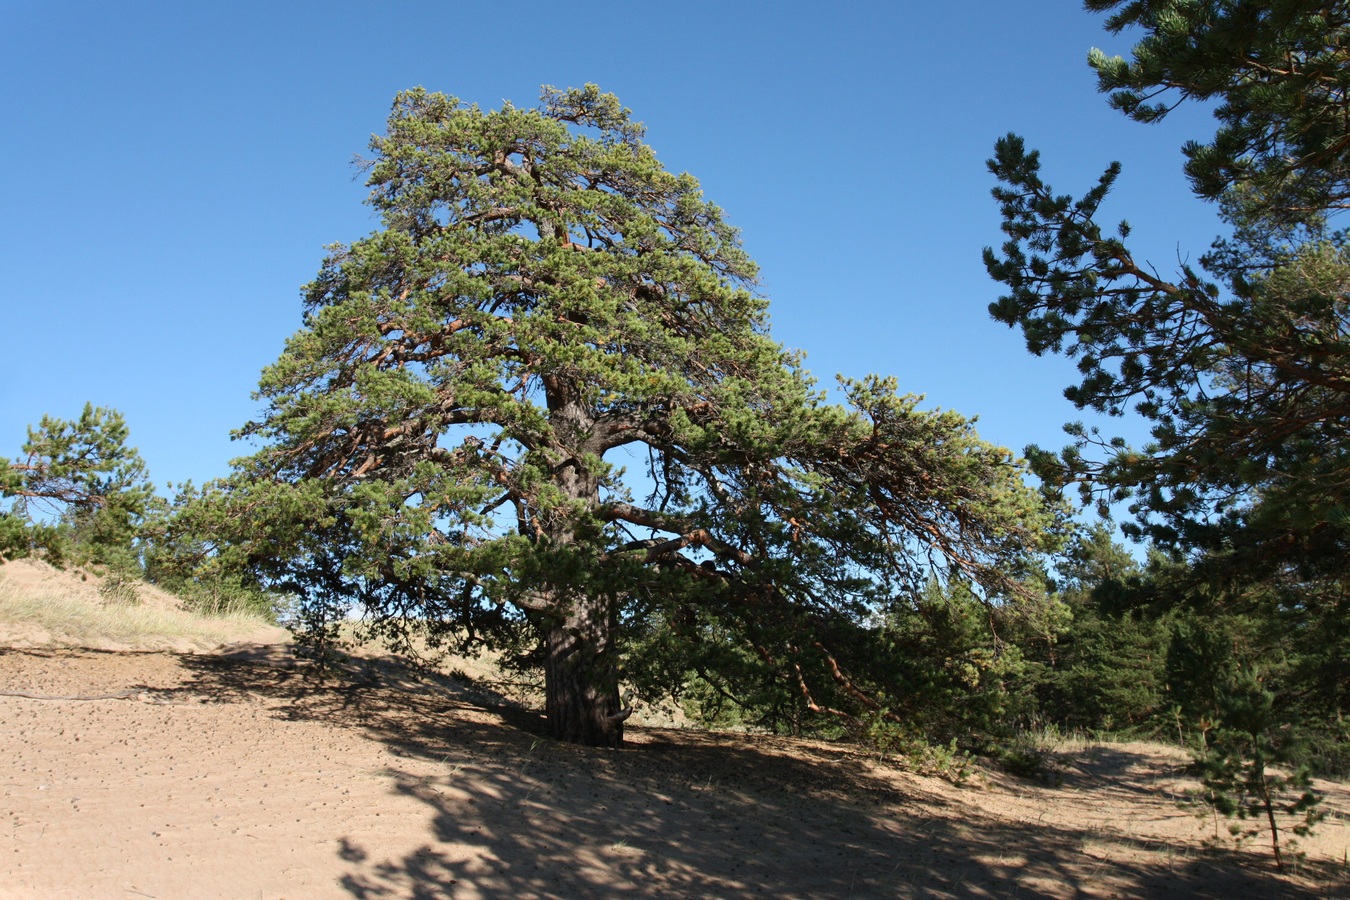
[{"x1": 1, "y1": 561, "x2": 1347, "y2": 898}]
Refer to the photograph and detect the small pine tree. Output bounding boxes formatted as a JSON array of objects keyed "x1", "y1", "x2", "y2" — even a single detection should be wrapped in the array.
[
  {"x1": 1, "y1": 404, "x2": 155, "y2": 571},
  {"x1": 1188, "y1": 668, "x2": 1324, "y2": 870}
]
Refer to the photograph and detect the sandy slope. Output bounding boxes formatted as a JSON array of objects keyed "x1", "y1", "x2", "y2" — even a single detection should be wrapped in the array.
[{"x1": 1, "y1": 568, "x2": 1348, "y2": 898}]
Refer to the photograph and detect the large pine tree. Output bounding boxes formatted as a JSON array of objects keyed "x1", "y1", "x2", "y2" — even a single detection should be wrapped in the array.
[{"x1": 222, "y1": 85, "x2": 1052, "y2": 746}]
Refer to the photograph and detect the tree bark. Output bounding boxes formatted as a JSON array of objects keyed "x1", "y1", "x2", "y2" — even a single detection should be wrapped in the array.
[
  {"x1": 535, "y1": 376, "x2": 629, "y2": 746},
  {"x1": 542, "y1": 597, "x2": 628, "y2": 747}
]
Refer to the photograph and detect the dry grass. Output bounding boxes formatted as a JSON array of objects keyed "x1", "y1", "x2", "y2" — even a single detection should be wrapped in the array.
[{"x1": 0, "y1": 559, "x2": 282, "y2": 651}]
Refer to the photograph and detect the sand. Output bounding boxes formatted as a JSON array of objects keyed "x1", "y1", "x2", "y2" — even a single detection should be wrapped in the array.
[{"x1": 1, "y1": 563, "x2": 1347, "y2": 898}]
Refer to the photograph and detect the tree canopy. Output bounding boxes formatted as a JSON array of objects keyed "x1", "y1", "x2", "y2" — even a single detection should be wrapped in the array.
[
  {"x1": 984, "y1": 1, "x2": 1350, "y2": 719},
  {"x1": 1086, "y1": 0, "x2": 1350, "y2": 220},
  {"x1": 1, "y1": 404, "x2": 155, "y2": 569},
  {"x1": 210, "y1": 85, "x2": 1055, "y2": 746}
]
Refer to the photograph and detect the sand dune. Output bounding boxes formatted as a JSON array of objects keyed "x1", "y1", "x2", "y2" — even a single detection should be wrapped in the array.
[{"x1": 1, "y1": 562, "x2": 1347, "y2": 898}]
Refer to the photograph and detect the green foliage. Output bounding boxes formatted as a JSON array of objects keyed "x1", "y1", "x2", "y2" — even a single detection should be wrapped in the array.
[
  {"x1": 638, "y1": 568, "x2": 1064, "y2": 768},
  {"x1": 0, "y1": 404, "x2": 155, "y2": 570},
  {"x1": 876, "y1": 577, "x2": 1044, "y2": 744},
  {"x1": 1015, "y1": 524, "x2": 1348, "y2": 777},
  {"x1": 984, "y1": 3, "x2": 1350, "y2": 764},
  {"x1": 0, "y1": 407, "x2": 281, "y2": 622},
  {"x1": 1186, "y1": 668, "x2": 1325, "y2": 871},
  {"x1": 994, "y1": 737, "x2": 1058, "y2": 783},
  {"x1": 988, "y1": 4, "x2": 1350, "y2": 577},
  {"x1": 1086, "y1": 0, "x2": 1350, "y2": 222},
  {"x1": 1020, "y1": 526, "x2": 1170, "y2": 734},
  {"x1": 139, "y1": 481, "x2": 285, "y2": 621},
  {"x1": 214, "y1": 85, "x2": 1056, "y2": 745},
  {"x1": 1163, "y1": 594, "x2": 1350, "y2": 777},
  {"x1": 864, "y1": 724, "x2": 977, "y2": 784},
  {"x1": 0, "y1": 512, "x2": 30, "y2": 563},
  {"x1": 985, "y1": 135, "x2": 1350, "y2": 590},
  {"x1": 1165, "y1": 610, "x2": 1251, "y2": 728}
]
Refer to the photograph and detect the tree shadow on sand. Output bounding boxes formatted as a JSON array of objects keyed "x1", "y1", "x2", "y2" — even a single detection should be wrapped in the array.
[{"x1": 158, "y1": 651, "x2": 1345, "y2": 899}]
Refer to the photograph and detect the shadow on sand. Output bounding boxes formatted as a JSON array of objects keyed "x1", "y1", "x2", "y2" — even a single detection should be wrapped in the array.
[{"x1": 155, "y1": 650, "x2": 1343, "y2": 899}]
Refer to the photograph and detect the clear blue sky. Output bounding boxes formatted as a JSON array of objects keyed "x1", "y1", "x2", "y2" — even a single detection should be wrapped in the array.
[{"x1": 1, "y1": 1, "x2": 1223, "y2": 494}]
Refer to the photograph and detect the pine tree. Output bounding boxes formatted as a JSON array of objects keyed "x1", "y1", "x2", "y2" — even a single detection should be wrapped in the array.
[
  {"x1": 1086, "y1": 0, "x2": 1350, "y2": 222},
  {"x1": 978, "y1": 9, "x2": 1350, "y2": 854},
  {"x1": 1028, "y1": 525, "x2": 1169, "y2": 733},
  {"x1": 219, "y1": 85, "x2": 1055, "y2": 746},
  {"x1": 1188, "y1": 668, "x2": 1325, "y2": 871},
  {"x1": 983, "y1": 4, "x2": 1350, "y2": 721},
  {"x1": 1, "y1": 404, "x2": 155, "y2": 569}
]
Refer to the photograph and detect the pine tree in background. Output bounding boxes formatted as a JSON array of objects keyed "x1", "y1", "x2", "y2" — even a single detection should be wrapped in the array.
[
  {"x1": 984, "y1": 2, "x2": 1350, "y2": 743},
  {"x1": 214, "y1": 85, "x2": 1056, "y2": 747},
  {"x1": 1, "y1": 404, "x2": 155, "y2": 571},
  {"x1": 1187, "y1": 667, "x2": 1325, "y2": 870},
  {"x1": 1022, "y1": 525, "x2": 1170, "y2": 734}
]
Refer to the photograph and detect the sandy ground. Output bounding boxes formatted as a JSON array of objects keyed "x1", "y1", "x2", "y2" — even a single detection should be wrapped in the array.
[{"x1": 1, "y1": 568, "x2": 1348, "y2": 898}]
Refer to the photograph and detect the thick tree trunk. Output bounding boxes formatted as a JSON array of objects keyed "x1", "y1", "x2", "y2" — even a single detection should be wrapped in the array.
[
  {"x1": 535, "y1": 378, "x2": 628, "y2": 746},
  {"x1": 542, "y1": 595, "x2": 628, "y2": 747}
]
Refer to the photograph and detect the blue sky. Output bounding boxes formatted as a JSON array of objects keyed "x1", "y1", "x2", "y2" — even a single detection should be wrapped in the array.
[{"x1": 1, "y1": 2, "x2": 1224, "y2": 496}]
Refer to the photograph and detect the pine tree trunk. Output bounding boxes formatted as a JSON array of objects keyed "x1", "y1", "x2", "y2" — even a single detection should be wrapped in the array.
[
  {"x1": 542, "y1": 596, "x2": 628, "y2": 747},
  {"x1": 1255, "y1": 761, "x2": 1285, "y2": 871},
  {"x1": 535, "y1": 380, "x2": 628, "y2": 746}
]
